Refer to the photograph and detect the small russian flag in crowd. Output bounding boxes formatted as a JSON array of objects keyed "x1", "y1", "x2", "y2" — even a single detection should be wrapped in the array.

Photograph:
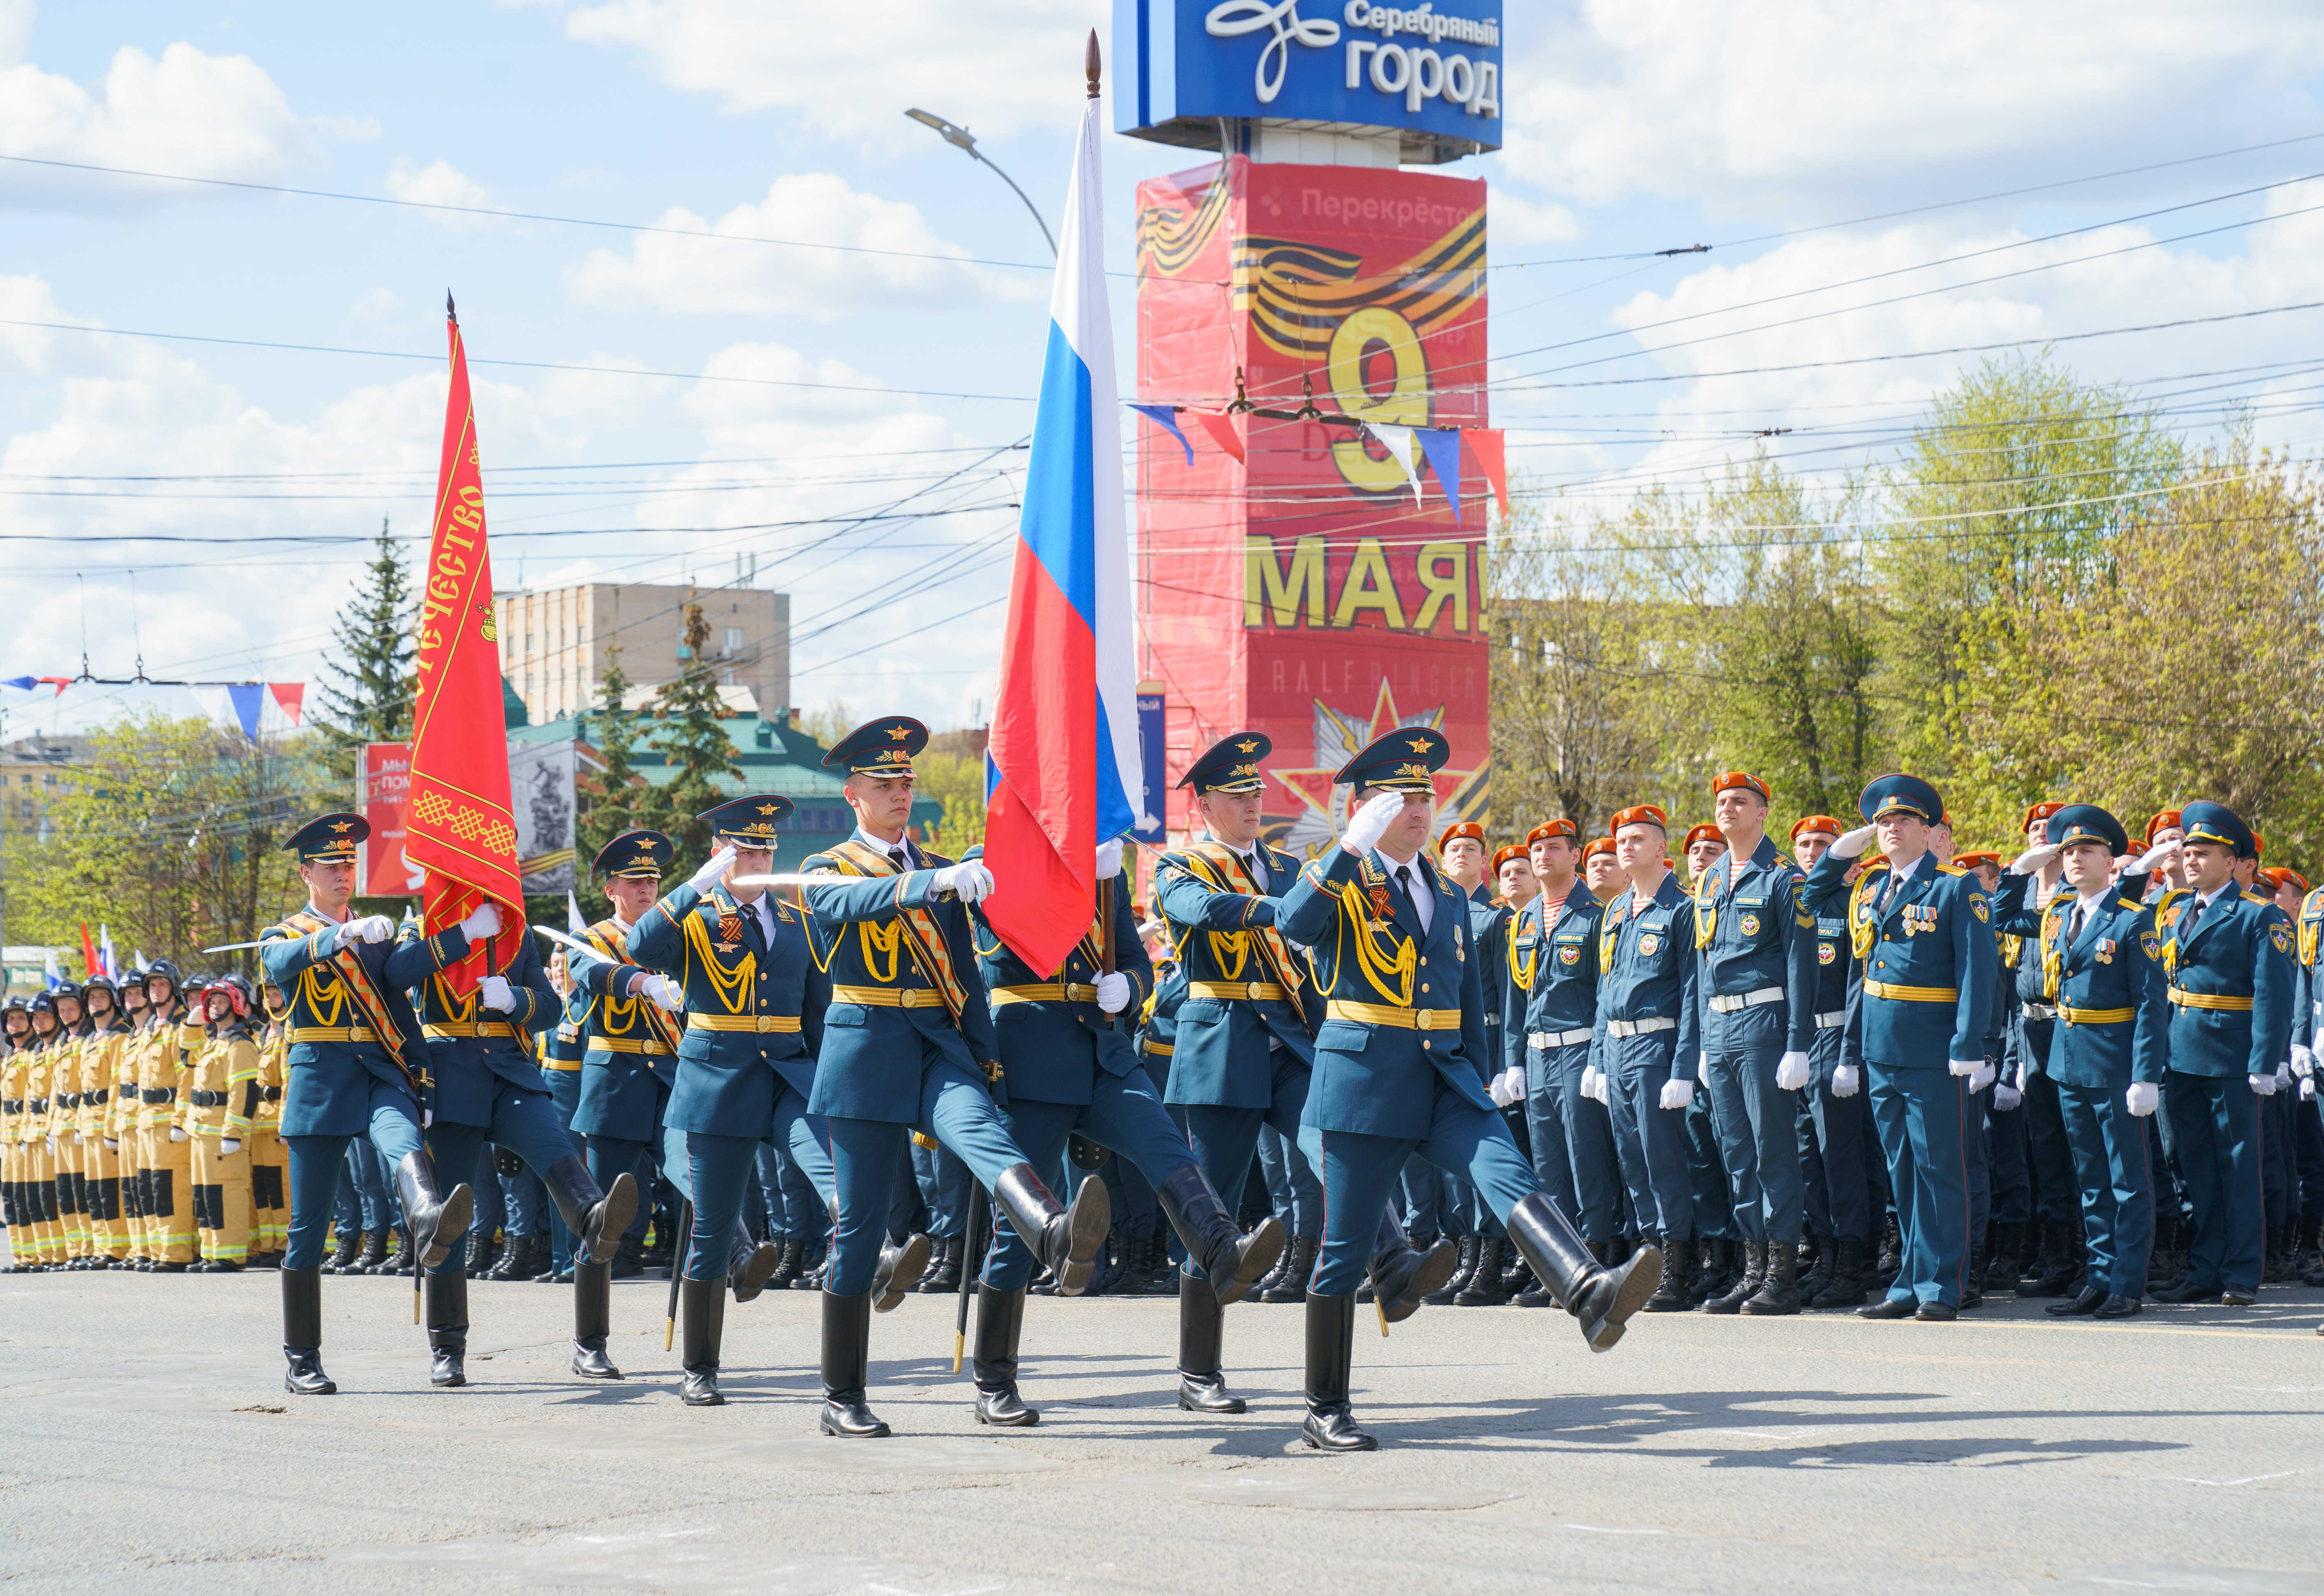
[{"x1": 980, "y1": 80, "x2": 1146, "y2": 976}]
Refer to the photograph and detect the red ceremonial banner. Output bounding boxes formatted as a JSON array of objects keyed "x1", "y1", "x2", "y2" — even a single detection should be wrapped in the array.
[
  {"x1": 1134, "y1": 156, "x2": 1490, "y2": 861},
  {"x1": 407, "y1": 306, "x2": 524, "y2": 994}
]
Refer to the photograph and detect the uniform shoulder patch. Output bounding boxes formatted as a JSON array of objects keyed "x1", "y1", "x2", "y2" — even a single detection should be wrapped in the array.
[
  {"x1": 2139, "y1": 931, "x2": 2161, "y2": 962},
  {"x1": 1970, "y1": 894, "x2": 1989, "y2": 923},
  {"x1": 2272, "y1": 923, "x2": 2292, "y2": 954}
]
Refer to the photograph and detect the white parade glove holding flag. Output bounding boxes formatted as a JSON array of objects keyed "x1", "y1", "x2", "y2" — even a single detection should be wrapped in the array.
[
  {"x1": 2126, "y1": 1081, "x2": 2159, "y2": 1117},
  {"x1": 459, "y1": 902, "x2": 501, "y2": 941},
  {"x1": 1341, "y1": 792, "x2": 1406, "y2": 855},
  {"x1": 1831, "y1": 1064, "x2": 1861, "y2": 1098},
  {"x1": 933, "y1": 860, "x2": 995, "y2": 904},
  {"x1": 1659, "y1": 1077, "x2": 1694, "y2": 1111},
  {"x1": 1095, "y1": 837, "x2": 1124, "y2": 880},
  {"x1": 1094, "y1": 972, "x2": 1132, "y2": 1014},
  {"x1": 478, "y1": 975, "x2": 517, "y2": 1014},
  {"x1": 689, "y1": 845, "x2": 735, "y2": 893},
  {"x1": 1830, "y1": 824, "x2": 1878, "y2": 860},
  {"x1": 1775, "y1": 1050, "x2": 1811, "y2": 1091}
]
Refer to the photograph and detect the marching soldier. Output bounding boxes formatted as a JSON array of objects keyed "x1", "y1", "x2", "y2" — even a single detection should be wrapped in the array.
[
  {"x1": 1688, "y1": 772, "x2": 1816, "y2": 1316},
  {"x1": 185, "y1": 976, "x2": 261, "y2": 1272},
  {"x1": 1998, "y1": 804, "x2": 2168, "y2": 1317},
  {"x1": 2151, "y1": 801, "x2": 2292, "y2": 1306},
  {"x1": 260, "y1": 812, "x2": 474, "y2": 1396},
  {"x1": 388, "y1": 874, "x2": 639, "y2": 1390},
  {"x1": 610, "y1": 815, "x2": 841, "y2": 1406},
  {"x1": 964, "y1": 821, "x2": 1281, "y2": 1424},
  {"x1": 1803, "y1": 774, "x2": 1997, "y2": 1321},
  {"x1": 1275, "y1": 731, "x2": 1658, "y2": 1452},
  {"x1": 794, "y1": 717, "x2": 1107, "y2": 1438}
]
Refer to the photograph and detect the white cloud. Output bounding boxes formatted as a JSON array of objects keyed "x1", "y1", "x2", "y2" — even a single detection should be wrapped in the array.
[
  {"x1": 348, "y1": 286, "x2": 400, "y2": 320},
  {"x1": 563, "y1": 172, "x2": 1025, "y2": 319},
  {"x1": 310, "y1": 113, "x2": 382, "y2": 143},
  {"x1": 1492, "y1": 191, "x2": 1581, "y2": 247},
  {"x1": 538, "y1": 0, "x2": 1095, "y2": 146},
  {"x1": 384, "y1": 157, "x2": 500, "y2": 226},
  {"x1": 0, "y1": 24, "x2": 320, "y2": 205},
  {"x1": 1502, "y1": 0, "x2": 2324, "y2": 213},
  {"x1": 1561, "y1": 179, "x2": 2324, "y2": 487}
]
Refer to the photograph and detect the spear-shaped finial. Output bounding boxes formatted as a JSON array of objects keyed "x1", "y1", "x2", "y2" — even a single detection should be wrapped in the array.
[
  {"x1": 1085, "y1": 29, "x2": 1101, "y2": 100},
  {"x1": 446, "y1": 289, "x2": 457, "y2": 324}
]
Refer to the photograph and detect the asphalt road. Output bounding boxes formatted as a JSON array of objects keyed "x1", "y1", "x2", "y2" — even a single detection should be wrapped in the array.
[{"x1": 3, "y1": 1262, "x2": 2322, "y2": 1596}]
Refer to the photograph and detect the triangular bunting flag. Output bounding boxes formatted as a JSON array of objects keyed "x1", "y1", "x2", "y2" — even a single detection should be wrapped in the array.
[
  {"x1": 1130, "y1": 404, "x2": 1194, "y2": 466},
  {"x1": 1185, "y1": 408, "x2": 1246, "y2": 466},
  {"x1": 1414, "y1": 426, "x2": 1462, "y2": 524},
  {"x1": 1367, "y1": 423, "x2": 1423, "y2": 507}
]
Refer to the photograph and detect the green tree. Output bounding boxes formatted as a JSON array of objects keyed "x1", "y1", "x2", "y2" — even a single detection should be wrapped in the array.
[
  {"x1": 1877, "y1": 354, "x2": 2181, "y2": 842},
  {"x1": 576, "y1": 643, "x2": 644, "y2": 858},
  {"x1": 917, "y1": 752, "x2": 986, "y2": 858},
  {"x1": 313, "y1": 517, "x2": 415, "y2": 779},
  {"x1": 1, "y1": 712, "x2": 324, "y2": 973},
  {"x1": 636, "y1": 602, "x2": 741, "y2": 857}
]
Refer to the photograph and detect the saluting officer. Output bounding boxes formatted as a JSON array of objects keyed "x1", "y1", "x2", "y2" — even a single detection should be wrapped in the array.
[
  {"x1": 2151, "y1": 801, "x2": 2293, "y2": 1306},
  {"x1": 1689, "y1": 772, "x2": 1817, "y2": 1316},
  {"x1": 2007, "y1": 802, "x2": 2087, "y2": 1298},
  {"x1": 1803, "y1": 774, "x2": 1997, "y2": 1321},
  {"x1": 260, "y1": 812, "x2": 474, "y2": 1396},
  {"x1": 387, "y1": 877, "x2": 638, "y2": 1390},
  {"x1": 1276, "y1": 730, "x2": 1658, "y2": 1452},
  {"x1": 614, "y1": 807, "x2": 841, "y2": 1407},
  {"x1": 964, "y1": 820, "x2": 1281, "y2": 1425},
  {"x1": 1787, "y1": 816, "x2": 1873, "y2": 1308},
  {"x1": 794, "y1": 717, "x2": 1106, "y2": 1439},
  {"x1": 1998, "y1": 804, "x2": 2168, "y2": 1318}
]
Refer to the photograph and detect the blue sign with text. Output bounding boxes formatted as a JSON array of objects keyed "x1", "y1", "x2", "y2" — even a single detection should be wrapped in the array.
[{"x1": 1115, "y1": 0, "x2": 1503, "y2": 161}]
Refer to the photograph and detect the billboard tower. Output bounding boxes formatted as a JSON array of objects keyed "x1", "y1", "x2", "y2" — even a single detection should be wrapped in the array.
[{"x1": 1117, "y1": 0, "x2": 1500, "y2": 859}]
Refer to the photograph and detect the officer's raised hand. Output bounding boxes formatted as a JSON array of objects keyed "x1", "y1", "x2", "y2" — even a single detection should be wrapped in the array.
[
  {"x1": 338, "y1": 913, "x2": 395, "y2": 946},
  {"x1": 459, "y1": 902, "x2": 501, "y2": 941},
  {"x1": 2129, "y1": 836, "x2": 2182, "y2": 873},
  {"x1": 2009, "y1": 841, "x2": 2062, "y2": 876},
  {"x1": 1829, "y1": 823, "x2": 1878, "y2": 859},
  {"x1": 1341, "y1": 791, "x2": 1407, "y2": 855},
  {"x1": 689, "y1": 845, "x2": 736, "y2": 893}
]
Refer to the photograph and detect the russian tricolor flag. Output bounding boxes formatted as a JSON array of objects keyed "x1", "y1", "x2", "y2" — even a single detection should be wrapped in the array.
[{"x1": 981, "y1": 87, "x2": 1143, "y2": 976}]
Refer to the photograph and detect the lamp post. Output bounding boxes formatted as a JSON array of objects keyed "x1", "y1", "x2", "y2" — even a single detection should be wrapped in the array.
[{"x1": 903, "y1": 108, "x2": 1057, "y2": 259}]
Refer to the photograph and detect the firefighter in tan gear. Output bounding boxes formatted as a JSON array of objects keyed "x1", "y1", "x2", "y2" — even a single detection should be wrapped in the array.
[
  {"x1": 186, "y1": 975, "x2": 263, "y2": 1272},
  {"x1": 133, "y1": 962, "x2": 199, "y2": 1271},
  {"x1": 250, "y1": 981, "x2": 291, "y2": 1266},
  {"x1": 76, "y1": 977, "x2": 135, "y2": 1266}
]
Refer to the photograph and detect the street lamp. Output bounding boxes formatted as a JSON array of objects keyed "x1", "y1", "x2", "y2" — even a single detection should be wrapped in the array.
[{"x1": 904, "y1": 108, "x2": 1057, "y2": 259}]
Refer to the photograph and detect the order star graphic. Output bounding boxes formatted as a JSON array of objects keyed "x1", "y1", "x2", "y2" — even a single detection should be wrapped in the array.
[{"x1": 1265, "y1": 678, "x2": 1479, "y2": 838}]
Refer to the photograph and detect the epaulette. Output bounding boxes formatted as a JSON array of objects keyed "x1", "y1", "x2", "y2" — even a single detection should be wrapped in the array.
[
  {"x1": 2116, "y1": 897, "x2": 2145, "y2": 914},
  {"x1": 2242, "y1": 889, "x2": 2271, "y2": 903},
  {"x1": 1935, "y1": 862, "x2": 1966, "y2": 876}
]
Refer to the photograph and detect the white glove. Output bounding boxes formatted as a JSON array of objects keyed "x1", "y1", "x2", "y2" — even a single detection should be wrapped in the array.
[
  {"x1": 1488, "y1": 1068, "x2": 1521, "y2": 1108},
  {"x1": 1698, "y1": 1050, "x2": 1710, "y2": 1077},
  {"x1": 2126, "y1": 1081, "x2": 2159, "y2": 1117},
  {"x1": 45, "y1": 1135, "x2": 57, "y2": 1155},
  {"x1": 2305, "y1": 1077, "x2": 2317, "y2": 1101},
  {"x1": 2276, "y1": 1061, "x2": 2294, "y2": 1091},
  {"x1": 423, "y1": 1109, "x2": 434, "y2": 1128},
  {"x1": 1831, "y1": 1064, "x2": 1861, "y2": 1098},
  {"x1": 168, "y1": 1127, "x2": 188, "y2": 1142},
  {"x1": 2250, "y1": 1071, "x2": 2277, "y2": 1096},
  {"x1": 1775, "y1": 1050, "x2": 1810, "y2": 1091},
  {"x1": 1094, "y1": 972, "x2": 1132, "y2": 1014},
  {"x1": 1948, "y1": 1058, "x2": 1981, "y2": 1078},
  {"x1": 1341, "y1": 791, "x2": 1407, "y2": 854},
  {"x1": 933, "y1": 860, "x2": 995, "y2": 904},
  {"x1": 1969, "y1": 1063, "x2": 1996, "y2": 1093},
  {"x1": 1501, "y1": 1065, "x2": 1527, "y2": 1104},
  {"x1": 219, "y1": 1137, "x2": 240, "y2": 1156},
  {"x1": 1580, "y1": 1065, "x2": 1603, "y2": 1102},
  {"x1": 72, "y1": 1131, "x2": 84, "y2": 1145},
  {"x1": 339, "y1": 913, "x2": 395, "y2": 946},
  {"x1": 102, "y1": 1137, "x2": 119, "y2": 1151},
  {"x1": 478, "y1": 975, "x2": 517, "y2": 1014},
  {"x1": 2009, "y1": 843, "x2": 2062, "y2": 876},
  {"x1": 1830, "y1": 823, "x2": 1877, "y2": 860},
  {"x1": 459, "y1": 902, "x2": 502, "y2": 941},
  {"x1": 688, "y1": 845, "x2": 736, "y2": 892},
  {"x1": 1095, "y1": 837, "x2": 1124, "y2": 880},
  {"x1": 2131, "y1": 837, "x2": 2182, "y2": 873},
  {"x1": 1659, "y1": 1077, "x2": 1695, "y2": 1111},
  {"x1": 1993, "y1": 1082, "x2": 2022, "y2": 1111},
  {"x1": 2293, "y1": 1044, "x2": 2314, "y2": 1079},
  {"x1": 637, "y1": 974, "x2": 685, "y2": 1013}
]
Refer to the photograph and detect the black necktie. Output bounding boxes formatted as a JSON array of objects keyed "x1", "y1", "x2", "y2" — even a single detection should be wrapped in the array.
[
  {"x1": 2068, "y1": 904, "x2": 2086, "y2": 945},
  {"x1": 889, "y1": 846, "x2": 908, "y2": 871},
  {"x1": 1395, "y1": 865, "x2": 1417, "y2": 921},
  {"x1": 2180, "y1": 897, "x2": 2205, "y2": 942}
]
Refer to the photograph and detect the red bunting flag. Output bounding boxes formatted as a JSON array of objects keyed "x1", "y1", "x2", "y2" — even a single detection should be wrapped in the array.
[{"x1": 406, "y1": 299, "x2": 524, "y2": 995}]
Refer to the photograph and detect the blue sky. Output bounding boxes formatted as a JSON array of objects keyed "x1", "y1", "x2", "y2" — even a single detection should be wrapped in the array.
[{"x1": 4, "y1": 0, "x2": 2322, "y2": 742}]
